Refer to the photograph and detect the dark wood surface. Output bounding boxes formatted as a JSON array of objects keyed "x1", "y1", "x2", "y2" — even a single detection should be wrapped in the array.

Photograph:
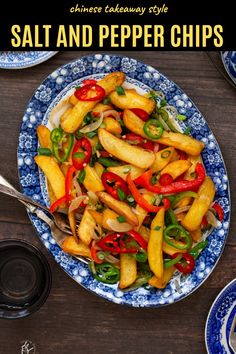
[{"x1": 0, "y1": 51, "x2": 235, "y2": 354}]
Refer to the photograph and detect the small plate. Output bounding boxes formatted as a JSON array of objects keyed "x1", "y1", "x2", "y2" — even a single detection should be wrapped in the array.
[
  {"x1": 205, "y1": 278, "x2": 236, "y2": 353},
  {"x1": 221, "y1": 52, "x2": 236, "y2": 85},
  {"x1": 0, "y1": 51, "x2": 57, "y2": 69}
]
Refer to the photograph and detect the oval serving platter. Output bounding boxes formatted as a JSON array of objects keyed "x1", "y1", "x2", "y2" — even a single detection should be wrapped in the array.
[{"x1": 17, "y1": 54, "x2": 230, "y2": 307}]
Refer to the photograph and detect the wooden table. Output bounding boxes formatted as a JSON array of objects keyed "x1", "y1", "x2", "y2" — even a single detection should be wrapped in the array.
[{"x1": 0, "y1": 51, "x2": 235, "y2": 354}]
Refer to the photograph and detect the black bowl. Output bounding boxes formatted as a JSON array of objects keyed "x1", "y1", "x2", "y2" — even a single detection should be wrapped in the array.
[{"x1": 0, "y1": 239, "x2": 52, "y2": 319}]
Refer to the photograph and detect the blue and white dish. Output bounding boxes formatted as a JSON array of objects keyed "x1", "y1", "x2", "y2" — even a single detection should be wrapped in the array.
[
  {"x1": 205, "y1": 278, "x2": 236, "y2": 353},
  {"x1": 17, "y1": 54, "x2": 230, "y2": 307},
  {"x1": 221, "y1": 51, "x2": 236, "y2": 84},
  {"x1": 0, "y1": 51, "x2": 57, "y2": 69}
]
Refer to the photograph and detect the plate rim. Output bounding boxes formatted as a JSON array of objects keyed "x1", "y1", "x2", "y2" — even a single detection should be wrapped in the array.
[
  {"x1": 205, "y1": 277, "x2": 236, "y2": 353},
  {"x1": 0, "y1": 51, "x2": 58, "y2": 69},
  {"x1": 17, "y1": 53, "x2": 231, "y2": 307},
  {"x1": 221, "y1": 51, "x2": 236, "y2": 85}
]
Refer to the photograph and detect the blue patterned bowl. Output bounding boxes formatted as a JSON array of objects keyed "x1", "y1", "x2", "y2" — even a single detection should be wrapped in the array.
[
  {"x1": 205, "y1": 279, "x2": 236, "y2": 353},
  {"x1": 17, "y1": 54, "x2": 230, "y2": 307},
  {"x1": 0, "y1": 51, "x2": 57, "y2": 69},
  {"x1": 221, "y1": 51, "x2": 236, "y2": 85}
]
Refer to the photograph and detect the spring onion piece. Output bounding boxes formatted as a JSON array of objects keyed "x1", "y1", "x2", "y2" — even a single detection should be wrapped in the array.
[
  {"x1": 98, "y1": 157, "x2": 120, "y2": 167},
  {"x1": 177, "y1": 114, "x2": 187, "y2": 121},
  {"x1": 117, "y1": 187, "x2": 126, "y2": 201},
  {"x1": 117, "y1": 215, "x2": 126, "y2": 223},
  {"x1": 184, "y1": 127, "x2": 191, "y2": 135},
  {"x1": 86, "y1": 131, "x2": 98, "y2": 138},
  {"x1": 136, "y1": 252, "x2": 148, "y2": 263},
  {"x1": 38, "y1": 147, "x2": 52, "y2": 156},
  {"x1": 115, "y1": 86, "x2": 125, "y2": 95},
  {"x1": 166, "y1": 208, "x2": 178, "y2": 225},
  {"x1": 77, "y1": 169, "x2": 86, "y2": 183},
  {"x1": 103, "y1": 97, "x2": 111, "y2": 105}
]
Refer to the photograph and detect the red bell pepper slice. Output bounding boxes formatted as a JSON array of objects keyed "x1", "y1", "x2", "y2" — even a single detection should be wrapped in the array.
[
  {"x1": 101, "y1": 172, "x2": 129, "y2": 201},
  {"x1": 171, "y1": 252, "x2": 195, "y2": 274},
  {"x1": 212, "y1": 202, "x2": 224, "y2": 221},
  {"x1": 126, "y1": 173, "x2": 163, "y2": 213},
  {"x1": 159, "y1": 173, "x2": 174, "y2": 186},
  {"x1": 74, "y1": 83, "x2": 105, "y2": 101},
  {"x1": 201, "y1": 215, "x2": 208, "y2": 228},
  {"x1": 99, "y1": 150, "x2": 110, "y2": 157},
  {"x1": 127, "y1": 230, "x2": 148, "y2": 251},
  {"x1": 130, "y1": 108, "x2": 149, "y2": 121},
  {"x1": 134, "y1": 163, "x2": 206, "y2": 195},
  {"x1": 97, "y1": 230, "x2": 147, "y2": 254},
  {"x1": 65, "y1": 165, "x2": 77, "y2": 203},
  {"x1": 125, "y1": 133, "x2": 154, "y2": 151},
  {"x1": 49, "y1": 195, "x2": 67, "y2": 213},
  {"x1": 72, "y1": 137, "x2": 92, "y2": 170},
  {"x1": 177, "y1": 150, "x2": 188, "y2": 160}
]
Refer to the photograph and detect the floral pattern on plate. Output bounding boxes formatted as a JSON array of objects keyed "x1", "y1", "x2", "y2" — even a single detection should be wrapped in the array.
[
  {"x1": 0, "y1": 51, "x2": 57, "y2": 69},
  {"x1": 17, "y1": 54, "x2": 230, "y2": 307},
  {"x1": 205, "y1": 278, "x2": 236, "y2": 354},
  {"x1": 221, "y1": 51, "x2": 236, "y2": 84}
]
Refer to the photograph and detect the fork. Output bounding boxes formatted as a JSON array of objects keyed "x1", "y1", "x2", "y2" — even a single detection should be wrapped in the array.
[
  {"x1": 0, "y1": 174, "x2": 73, "y2": 235},
  {"x1": 0, "y1": 174, "x2": 89, "y2": 264},
  {"x1": 229, "y1": 313, "x2": 236, "y2": 353}
]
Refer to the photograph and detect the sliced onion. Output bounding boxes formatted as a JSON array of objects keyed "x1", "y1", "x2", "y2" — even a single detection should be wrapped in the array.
[
  {"x1": 79, "y1": 112, "x2": 104, "y2": 133},
  {"x1": 87, "y1": 190, "x2": 99, "y2": 204},
  {"x1": 158, "y1": 116, "x2": 170, "y2": 131},
  {"x1": 104, "y1": 254, "x2": 120, "y2": 264},
  {"x1": 153, "y1": 195, "x2": 161, "y2": 206},
  {"x1": 91, "y1": 240, "x2": 101, "y2": 250},
  {"x1": 176, "y1": 214, "x2": 186, "y2": 222},
  {"x1": 69, "y1": 195, "x2": 87, "y2": 213},
  {"x1": 163, "y1": 106, "x2": 182, "y2": 133},
  {"x1": 154, "y1": 143, "x2": 160, "y2": 152},
  {"x1": 206, "y1": 210, "x2": 221, "y2": 228},
  {"x1": 164, "y1": 105, "x2": 178, "y2": 118},
  {"x1": 49, "y1": 100, "x2": 71, "y2": 129},
  {"x1": 174, "y1": 206, "x2": 191, "y2": 214},
  {"x1": 103, "y1": 109, "x2": 120, "y2": 121},
  {"x1": 138, "y1": 188, "x2": 150, "y2": 194},
  {"x1": 106, "y1": 218, "x2": 132, "y2": 232},
  {"x1": 73, "y1": 171, "x2": 82, "y2": 196},
  {"x1": 91, "y1": 225, "x2": 102, "y2": 241},
  {"x1": 131, "y1": 207, "x2": 142, "y2": 215}
]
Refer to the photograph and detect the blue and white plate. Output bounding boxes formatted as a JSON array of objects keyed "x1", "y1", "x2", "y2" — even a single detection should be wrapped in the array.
[
  {"x1": 205, "y1": 278, "x2": 236, "y2": 353},
  {"x1": 17, "y1": 54, "x2": 230, "y2": 307},
  {"x1": 221, "y1": 51, "x2": 236, "y2": 85},
  {"x1": 0, "y1": 51, "x2": 57, "y2": 69}
]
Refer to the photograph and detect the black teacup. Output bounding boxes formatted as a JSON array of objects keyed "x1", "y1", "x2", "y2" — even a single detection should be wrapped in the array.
[{"x1": 0, "y1": 239, "x2": 51, "y2": 319}]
